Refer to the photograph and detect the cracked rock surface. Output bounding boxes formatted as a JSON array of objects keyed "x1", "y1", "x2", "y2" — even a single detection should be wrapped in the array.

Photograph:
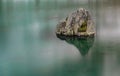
[{"x1": 56, "y1": 8, "x2": 95, "y2": 37}]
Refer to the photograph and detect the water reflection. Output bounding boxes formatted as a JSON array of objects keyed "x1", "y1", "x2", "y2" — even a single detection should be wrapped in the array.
[
  {"x1": 56, "y1": 35, "x2": 94, "y2": 56},
  {"x1": 1, "y1": 0, "x2": 120, "y2": 76}
]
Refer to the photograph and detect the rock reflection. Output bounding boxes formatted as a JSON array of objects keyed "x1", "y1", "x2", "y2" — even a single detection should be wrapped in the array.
[{"x1": 56, "y1": 35, "x2": 94, "y2": 56}]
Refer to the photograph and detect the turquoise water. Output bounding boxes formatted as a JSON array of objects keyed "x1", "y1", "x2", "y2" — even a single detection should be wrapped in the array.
[{"x1": 0, "y1": 0, "x2": 120, "y2": 76}]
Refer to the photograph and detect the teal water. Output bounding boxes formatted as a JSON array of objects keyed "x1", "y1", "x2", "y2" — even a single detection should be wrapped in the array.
[{"x1": 0, "y1": 0, "x2": 120, "y2": 76}]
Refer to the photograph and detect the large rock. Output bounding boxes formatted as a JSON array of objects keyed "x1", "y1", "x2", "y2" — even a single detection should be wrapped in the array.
[{"x1": 56, "y1": 8, "x2": 95, "y2": 37}]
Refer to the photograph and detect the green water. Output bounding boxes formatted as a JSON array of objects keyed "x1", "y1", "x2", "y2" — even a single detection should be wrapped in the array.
[{"x1": 0, "y1": 0, "x2": 120, "y2": 76}]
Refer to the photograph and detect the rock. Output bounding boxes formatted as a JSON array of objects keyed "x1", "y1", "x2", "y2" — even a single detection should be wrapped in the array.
[{"x1": 56, "y1": 8, "x2": 95, "y2": 37}]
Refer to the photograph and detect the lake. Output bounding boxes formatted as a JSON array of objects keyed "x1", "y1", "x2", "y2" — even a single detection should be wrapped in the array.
[{"x1": 0, "y1": 0, "x2": 120, "y2": 76}]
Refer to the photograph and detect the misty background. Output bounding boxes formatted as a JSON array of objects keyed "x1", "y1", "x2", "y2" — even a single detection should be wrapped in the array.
[{"x1": 0, "y1": 0, "x2": 120, "y2": 76}]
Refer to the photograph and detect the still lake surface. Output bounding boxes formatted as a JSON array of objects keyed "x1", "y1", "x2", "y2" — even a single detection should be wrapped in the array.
[{"x1": 0, "y1": 0, "x2": 120, "y2": 76}]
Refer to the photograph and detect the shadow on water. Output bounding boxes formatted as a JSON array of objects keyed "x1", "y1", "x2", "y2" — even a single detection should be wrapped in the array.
[{"x1": 56, "y1": 35, "x2": 95, "y2": 56}]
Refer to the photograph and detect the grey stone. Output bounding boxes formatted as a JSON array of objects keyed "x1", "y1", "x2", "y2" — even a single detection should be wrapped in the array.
[{"x1": 56, "y1": 8, "x2": 95, "y2": 37}]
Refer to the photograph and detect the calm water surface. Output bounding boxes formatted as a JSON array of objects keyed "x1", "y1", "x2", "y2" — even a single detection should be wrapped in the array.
[{"x1": 0, "y1": 0, "x2": 120, "y2": 76}]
